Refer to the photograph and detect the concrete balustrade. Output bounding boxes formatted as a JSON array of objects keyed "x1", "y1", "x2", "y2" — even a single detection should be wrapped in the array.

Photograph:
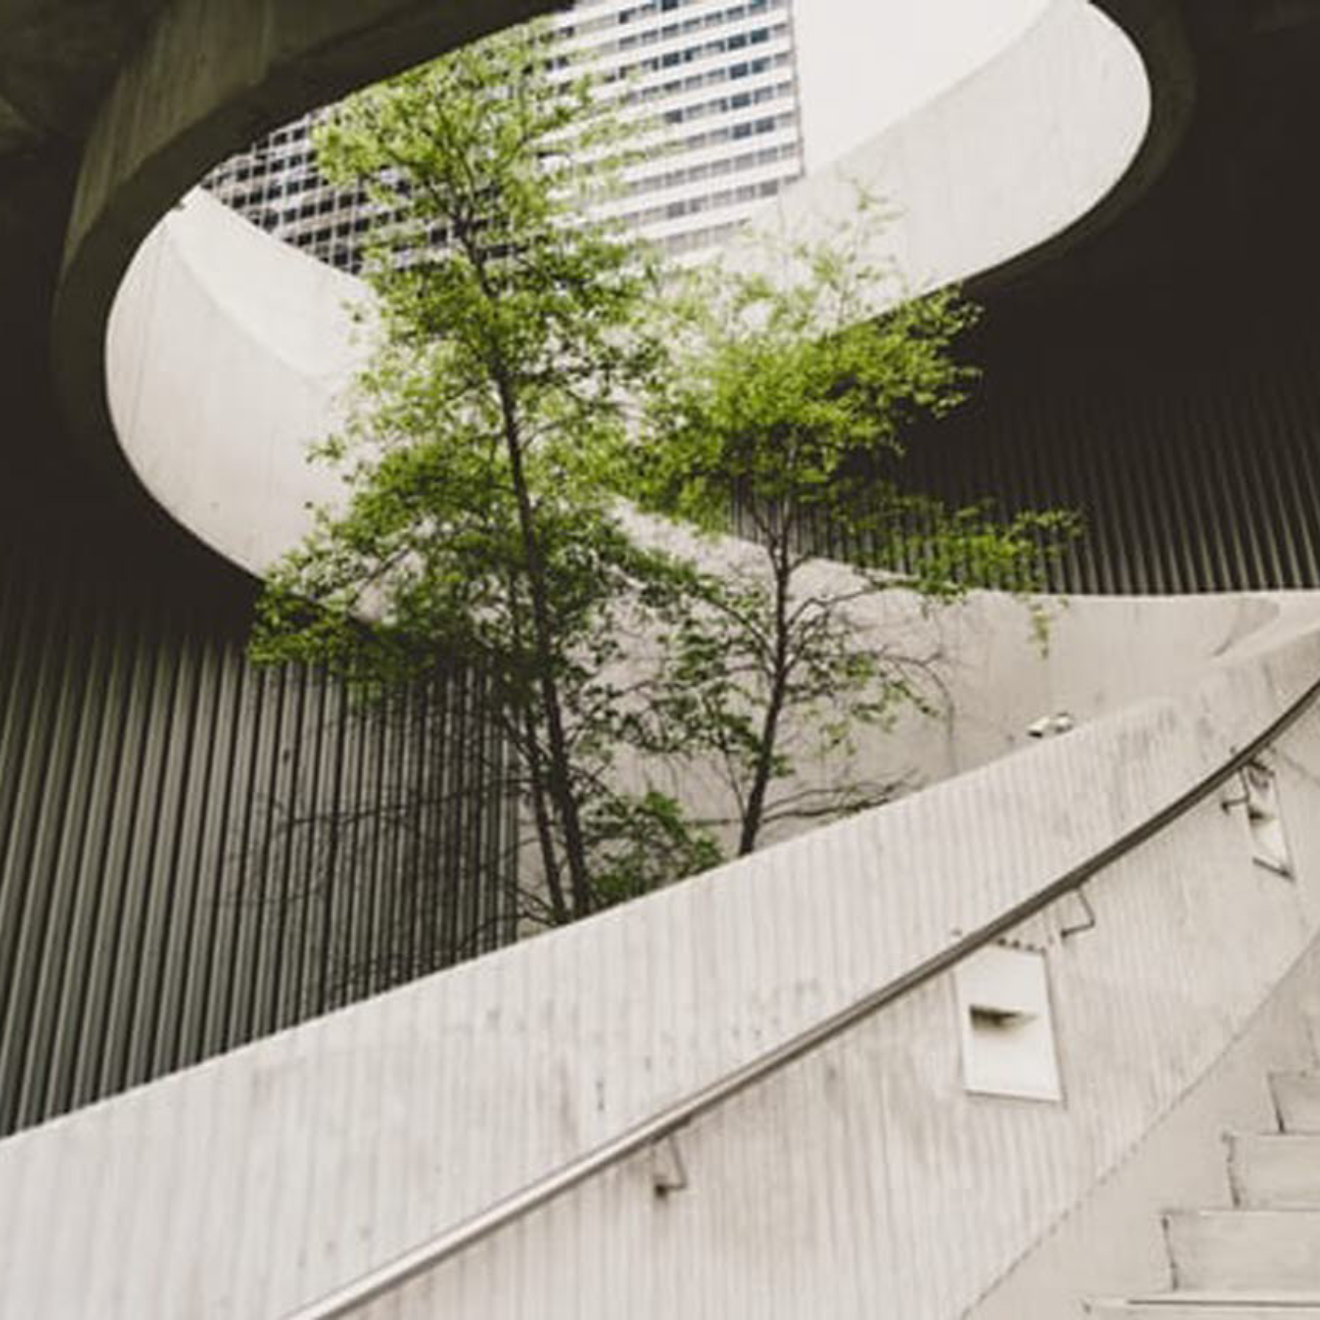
[{"x1": 2, "y1": 616, "x2": 1320, "y2": 1316}]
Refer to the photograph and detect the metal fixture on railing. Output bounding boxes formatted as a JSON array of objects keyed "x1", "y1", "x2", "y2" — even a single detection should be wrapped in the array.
[{"x1": 285, "y1": 671, "x2": 1320, "y2": 1320}]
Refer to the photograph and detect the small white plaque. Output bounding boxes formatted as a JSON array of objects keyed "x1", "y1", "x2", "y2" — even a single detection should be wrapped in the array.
[{"x1": 954, "y1": 944, "x2": 1062, "y2": 1102}]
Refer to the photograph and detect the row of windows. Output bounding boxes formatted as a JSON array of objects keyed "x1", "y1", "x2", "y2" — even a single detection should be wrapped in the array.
[
  {"x1": 212, "y1": 168, "x2": 345, "y2": 213},
  {"x1": 653, "y1": 107, "x2": 798, "y2": 158},
  {"x1": 607, "y1": 47, "x2": 791, "y2": 112},
  {"x1": 216, "y1": 175, "x2": 795, "y2": 273},
  {"x1": 209, "y1": 102, "x2": 800, "y2": 231},
  {"x1": 565, "y1": 0, "x2": 783, "y2": 58},
  {"x1": 211, "y1": 102, "x2": 800, "y2": 210},
  {"x1": 619, "y1": 171, "x2": 790, "y2": 230},
  {"x1": 561, "y1": 0, "x2": 778, "y2": 44},
  {"x1": 590, "y1": 12, "x2": 789, "y2": 85},
  {"x1": 659, "y1": 76, "x2": 794, "y2": 128},
  {"x1": 216, "y1": 126, "x2": 800, "y2": 242},
  {"x1": 622, "y1": 140, "x2": 798, "y2": 201}
]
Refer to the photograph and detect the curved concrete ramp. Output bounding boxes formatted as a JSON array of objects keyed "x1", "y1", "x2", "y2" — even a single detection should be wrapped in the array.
[
  {"x1": 743, "y1": 0, "x2": 1150, "y2": 301},
  {"x1": 49, "y1": 0, "x2": 560, "y2": 529},
  {"x1": 101, "y1": 0, "x2": 1150, "y2": 575}
]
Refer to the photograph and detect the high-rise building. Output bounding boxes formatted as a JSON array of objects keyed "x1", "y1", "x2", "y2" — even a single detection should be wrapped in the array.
[
  {"x1": 202, "y1": 0, "x2": 805, "y2": 269},
  {"x1": 551, "y1": 0, "x2": 804, "y2": 259}
]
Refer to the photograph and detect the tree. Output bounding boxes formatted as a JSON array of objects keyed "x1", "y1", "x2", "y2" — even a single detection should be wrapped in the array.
[
  {"x1": 250, "y1": 21, "x2": 718, "y2": 929},
  {"x1": 631, "y1": 209, "x2": 1081, "y2": 855}
]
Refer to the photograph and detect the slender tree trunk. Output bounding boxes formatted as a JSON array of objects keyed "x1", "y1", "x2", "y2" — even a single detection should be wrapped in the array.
[
  {"x1": 738, "y1": 539, "x2": 793, "y2": 856},
  {"x1": 519, "y1": 706, "x2": 570, "y2": 924},
  {"x1": 497, "y1": 577, "x2": 571, "y2": 926},
  {"x1": 493, "y1": 372, "x2": 595, "y2": 917},
  {"x1": 458, "y1": 224, "x2": 593, "y2": 919}
]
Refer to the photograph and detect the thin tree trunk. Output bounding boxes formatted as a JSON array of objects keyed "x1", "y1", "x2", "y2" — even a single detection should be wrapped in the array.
[
  {"x1": 738, "y1": 537, "x2": 793, "y2": 856},
  {"x1": 520, "y1": 706, "x2": 570, "y2": 924},
  {"x1": 457, "y1": 222, "x2": 594, "y2": 920},
  {"x1": 497, "y1": 577, "x2": 571, "y2": 926},
  {"x1": 494, "y1": 371, "x2": 595, "y2": 917}
]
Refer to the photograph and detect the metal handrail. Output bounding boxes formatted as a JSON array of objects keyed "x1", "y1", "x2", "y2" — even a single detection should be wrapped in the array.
[{"x1": 287, "y1": 669, "x2": 1320, "y2": 1319}]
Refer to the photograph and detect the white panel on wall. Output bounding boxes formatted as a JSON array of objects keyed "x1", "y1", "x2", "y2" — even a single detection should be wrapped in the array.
[{"x1": 955, "y1": 944, "x2": 1062, "y2": 1102}]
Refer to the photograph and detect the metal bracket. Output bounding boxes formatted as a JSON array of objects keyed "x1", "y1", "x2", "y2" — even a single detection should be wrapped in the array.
[
  {"x1": 651, "y1": 1131, "x2": 689, "y2": 1198},
  {"x1": 1220, "y1": 754, "x2": 1273, "y2": 813},
  {"x1": 1059, "y1": 885, "x2": 1097, "y2": 940}
]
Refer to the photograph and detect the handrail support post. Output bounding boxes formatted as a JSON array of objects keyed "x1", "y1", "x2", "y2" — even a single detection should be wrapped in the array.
[{"x1": 651, "y1": 1130, "x2": 689, "y2": 1198}]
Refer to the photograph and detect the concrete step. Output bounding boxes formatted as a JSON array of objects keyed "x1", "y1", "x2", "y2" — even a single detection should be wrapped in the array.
[
  {"x1": 1087, "y1": 1296, "x2": 1320, "y2": 1318},
  {"x1": 1271, "y1": 1074, "x2": 1320, "y2": 1134},
  {"x1": 1165, "y1": 1210, "x2": 1320, "y2": 1290},
  {"x1": 1229, "y1": 1135, "x2": 1320, "y2": 1208}
]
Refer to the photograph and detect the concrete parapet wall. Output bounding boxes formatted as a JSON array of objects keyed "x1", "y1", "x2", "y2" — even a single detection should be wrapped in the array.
[
  {"x1": 50, "y1": 0, "x2": 559, "y2": 521},
  {"x1": 3, "y1": 616, "x2": 1320, "y2": 1316},
  {"x1": 740, "y1": 0, "x2": 1149, "y2": 305},
  {"x1": 101, "y1": 0, "x2": 1150, "y2": 579}
]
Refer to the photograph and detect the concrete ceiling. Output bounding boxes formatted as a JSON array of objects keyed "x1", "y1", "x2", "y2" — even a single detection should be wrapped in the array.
[
  {"x1": 5, "y1": 0, "x2": 1320, "y2": 578},
  {"x1": 0, "y1": 0, "x2": 171, "y2": 151}
]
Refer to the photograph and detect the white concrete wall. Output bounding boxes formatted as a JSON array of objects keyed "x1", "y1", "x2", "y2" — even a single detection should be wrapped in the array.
[
  {"x1": 3, "y1": 620, "x2": 1320, "y2": 1317},
  {"x1": 794, "y1": 0, "x2": 1053, "y2": 173},
  {"x1": 743, "y1": 0, "x2": 1149, "y2": 302},
  {"x1": 627, "y1": 511, "x2": 1320, "y2": 852},
  {"x1": 107, "y1": 190, "x2": 360, "y2": 573},
  {"x1": 970, "y1": 932, "x2": 1320, "y2": 1317},
  {"x1": 109, "y1": 190, "x2": 1320, "y2": 909}
]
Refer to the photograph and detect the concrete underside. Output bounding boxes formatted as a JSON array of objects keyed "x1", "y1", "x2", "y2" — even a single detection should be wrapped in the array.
[{"x1": 7, "y1": 0, "x2": 1320, "y2": 591}]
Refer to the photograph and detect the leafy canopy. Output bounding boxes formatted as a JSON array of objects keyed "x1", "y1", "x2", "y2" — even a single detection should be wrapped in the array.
[
  {"x1": 629, "y1": 210, "x2": 1081, "y2": 854},
  {"x1": 251, "y1": 20, "x2": 719, "y2": 925}
]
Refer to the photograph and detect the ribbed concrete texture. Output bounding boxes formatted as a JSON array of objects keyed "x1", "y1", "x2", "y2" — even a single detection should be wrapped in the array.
[
  {"x1": 3, "y1": 615, "x2": 1320, "y2": 1317},
  {"x1": 0, "y1": 528, "x2": 519, "y2": 1138},
  {"x1": 1088, "y1": 1070, "x2": 1320, "y2": 1314}
]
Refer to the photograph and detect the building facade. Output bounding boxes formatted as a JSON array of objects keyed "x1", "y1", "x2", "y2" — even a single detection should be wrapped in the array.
[{"x1": 202, "y1": 0, "x2": 805, "y2": 268}]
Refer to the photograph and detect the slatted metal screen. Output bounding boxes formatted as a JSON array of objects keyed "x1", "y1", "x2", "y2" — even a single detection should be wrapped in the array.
[{"x1": 0, "y1": 527, "x2": 516, "y2": 1137}]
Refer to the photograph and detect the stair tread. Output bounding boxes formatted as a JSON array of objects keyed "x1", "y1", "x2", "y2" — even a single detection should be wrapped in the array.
[
  {"x1": 1229, "y1": 1133, "x2": 1320, "y2": 1142},
  {"x1": 1163, "y1": 1208, "x2": 1320, "y2": 1289},
  {"x1": 1227, "y1": 1132, "x2": 1320, "y2": 1208},
  {"x1": 1087, "y1": 1297, "x2": 1320, "y2": 1319},
  {"x1": 1114, "y1": 1293, "x2": 1320, "y2": 1304},
  {"x1": 1165, "y1": 1208, "x2": 1320, "y2": 1218},
  {"x1": 1087, "y1": 1306, "x2": 1320, "y2": 1318}
]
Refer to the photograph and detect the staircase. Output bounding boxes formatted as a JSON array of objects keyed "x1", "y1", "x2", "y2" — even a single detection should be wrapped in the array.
[{"x1": 1087, "y1": 1071, "x2": 1320, "y2": 1318}]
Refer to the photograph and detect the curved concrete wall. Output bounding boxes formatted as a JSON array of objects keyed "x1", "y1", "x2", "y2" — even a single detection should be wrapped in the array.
[
  {"x1": 104, "y1": 191, "x2": 1320, "y2": 850},
  {"x1": 103, "y1": 0, "x2": 1148, "y2": 579},
  {"x1": 50, "y1": 0, "x2": 560, "y2": 527},
  {"x1": 793, "y1": 0, "x2": 1054, "y2": 173},
  {"x1": 748, "y1": 0, "x2": 1149, "y2": 300},
  {"x1": 108, "y1": 189, "x2": 357, "y2": 574},
  {"x1": 3, "y1": 609, "x2": 1320, "y2": 1317}
]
